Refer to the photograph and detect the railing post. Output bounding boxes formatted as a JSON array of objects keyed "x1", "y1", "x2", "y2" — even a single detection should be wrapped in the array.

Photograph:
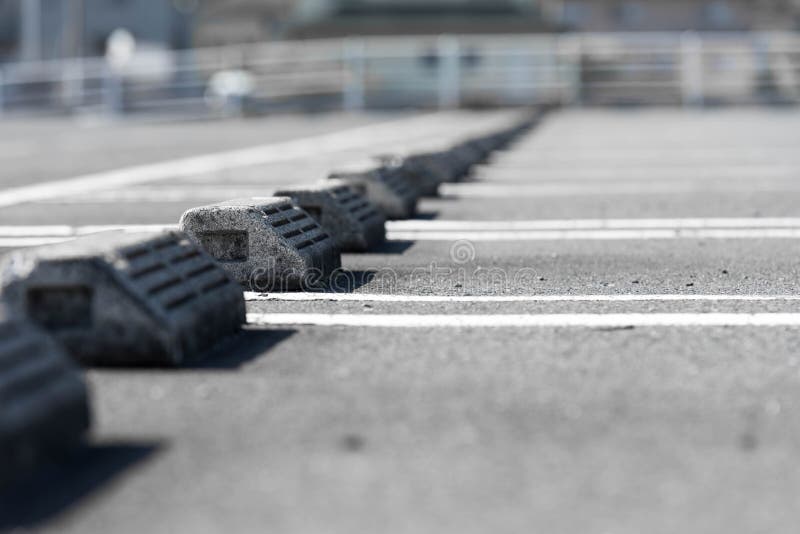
[
  {"x1": 680, "y1": 31, "x2": 704, "y2": 107},
  {"x1": 753, "y1": 34, "x2": 771, "y2": 102},
  {"x1": 0, "y1": 68, "x2": 5, "y2": 118},
  {"x1": 437, "y1": 36, "x2": 461, "y2": 109},
  {"x1": 20, "y1": 0, "x2": 43, "y2": 62},
  {"x1": 343, "y1": 38, "x2": 366, "y2": 112},
  {"x1": 559, "y1": 34, "x2": 583, "y2": 107},
  {"x1": 60, "y1": 58, "x2": 84, "y2": 113},
  {"x1": 104, "y1": 64, "x2": 125, "y2": 117}
]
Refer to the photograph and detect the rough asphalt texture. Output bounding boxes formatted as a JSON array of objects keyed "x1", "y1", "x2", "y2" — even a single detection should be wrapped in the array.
[{"x1": 2, "y1": 109, "x2": 800, "y2": 533}]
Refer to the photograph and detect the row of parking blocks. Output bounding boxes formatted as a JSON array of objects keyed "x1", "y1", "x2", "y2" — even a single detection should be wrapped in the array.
[{"x1": 0, "y1": 114, "x2": 537, "y2": 486}]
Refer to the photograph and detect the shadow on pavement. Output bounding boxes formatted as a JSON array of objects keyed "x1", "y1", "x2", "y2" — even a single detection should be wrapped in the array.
[
  {"x1": 360, "y1": 241, "x2": 415, "y2": 254},
  {"x1": 195, "y1": 328, "x2": 296, "y2": 369},
  {"x1": 413, "y1": 210, "x2": 439, "y2": 220},
  {"x1": 0, "y1": 442, "x2": 161, "y2": 530}
]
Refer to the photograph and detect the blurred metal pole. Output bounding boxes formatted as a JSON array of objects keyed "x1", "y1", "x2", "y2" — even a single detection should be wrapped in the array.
[
  {"x1": 61, "y1": 0, "x2": 86, "y2": 111},
  {"x1": 20, "y1": 0, "x2": 43, "y2": 62},
  {"x1": 680, "y1": 31, "x2": 704, "y2": 107},
  {"x1": 104, "y1": 65, "x2": 124, "y2": 116},
  {"x1": 558, "y1": 35, "x2": 582, "y2": 107},
  {"x1": 437, "y1": 36, "x2": 461, "y2": 109},
  {"x1": 342, "y1": 39, "x2": 366, "y2": 112},
  {"x1": 61, "y1": 59, "x2": 84, "y2": 112},
  {"x1": 63, "y1": 0, "x2": 84, "y2": 58},
  {"x1": 753, "y1": 34, "x2": 771, "y2": 101},
  {"x1": 0, "y1": 68, "x2": 5, "y2": 118}
]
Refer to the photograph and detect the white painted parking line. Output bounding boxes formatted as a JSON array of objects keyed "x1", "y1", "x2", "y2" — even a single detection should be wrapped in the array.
[
  {"x1": 476, "y1": 165, "x2": 800, "y2": 180},
  {"x1": 0, "y1": 224, "x2": 173, "y2": 236},
  {"x1": 440, "y1": 183, "x2": 800, "y2": 198},
  {"x1": 493, "y1": 147, "x2": 800, "y2": 163},
  {"x1": 37, "y1": 184, "x2": 786, "y2": 204},
  {"x1": 7, "y1": 220, "x2": 800, "y2": 247},
  {"x1": 0, "y1": 225, "x2": 75, "y2": 236},
  {"x1": 36, "y1": 188, "x2": 270, "y2": 204},
  {"x1": 387, "y1": 218, "x2": 800, "y2": 231},
  {"x1": 4, "y1": 218, "x2": 795, "y2": 238},
  {"x1": 246, "y1": 293, "x2": 800, "y2": 303},
  {"x1": 29, "y1": 180, "x2": 800, "y2": 205},
  {"x1": 0, "y1": 113, "x2": 452, "y2": 209},
  {"x1": 388, "y1": 229, "x2": 800, "y2": 241},
  {"x1": 0, "y1": 224, "x2": 175, "y2": 247},
  {"x1": 247, "y1": 312, "x2": 800, "y2": 328},
  {"x1": 0, "y1": 237, "x2": 77, "y2": 247}
]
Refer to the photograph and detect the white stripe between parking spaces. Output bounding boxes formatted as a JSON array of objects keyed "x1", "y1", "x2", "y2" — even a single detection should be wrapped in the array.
[
  {"x1": 475, "y1": 165, "x2": 800, "y2": 180},
  {"x1": 35, "y1": 181, "x2": 800, "y2": 204},
  {"x1": 388, "y1": 229, "x2": 800, "y2": 241},
  {"x1": 0, "y1": 224, "x2": 176, "y2": 248},
  {"x1": 246, "y1": 313, "x2": 800, "y2": 328},
  {"x1": 387, "y1": 217, "x2": 800, "y2": 241},
  {"x1": 245, "y1": 293, "x2": 800, "y2": 303},
  {"x1": 386, "y1": 218, "x2": 800, "y2": 230},
  {"x1": 6, "y1": 218, "x2": 800, "y2": 247},
  {"x1": 0, "y1": 113, "x2": 459, "y2": 209},
  {"x1": 440, "y1": 183, "x2": 800, "y2": 197},
  {"x1": 1, "y1": 218, "x2": 793, "y2": 235}
]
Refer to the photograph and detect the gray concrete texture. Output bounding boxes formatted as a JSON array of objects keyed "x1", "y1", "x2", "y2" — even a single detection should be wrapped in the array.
[
  {"x1": 179, "y1": 197, "x2": 341, "y2": 290},
  {"x1": 274, "y1": 180, "x2": 386, "y2": 252},
  {"x1": 0, "y1": 231, "x2": 245, "y2": 366}
]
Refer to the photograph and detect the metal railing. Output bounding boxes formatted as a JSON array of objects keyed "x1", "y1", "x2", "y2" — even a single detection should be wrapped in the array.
[{"x1": 0, "y1": 31, "x2": 798, "y2": 117}]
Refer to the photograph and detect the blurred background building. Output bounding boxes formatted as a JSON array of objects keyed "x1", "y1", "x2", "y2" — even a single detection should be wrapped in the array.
[
  {"x1": 2, "y1": 0, "x2": 799, "y2": 63},
  {"x1": 0, "y1": 0, "x2": 798, "y2": 115}
]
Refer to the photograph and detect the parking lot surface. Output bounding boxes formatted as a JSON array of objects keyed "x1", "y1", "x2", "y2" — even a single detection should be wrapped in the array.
[{"x1": 3, "y1": 108, "x2": 800, "y2": 534}]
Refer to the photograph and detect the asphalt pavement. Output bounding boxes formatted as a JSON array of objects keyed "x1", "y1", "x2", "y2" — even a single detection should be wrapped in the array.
[{"x1": 2, "y1": 108, "x2": 800, "y2": 534}]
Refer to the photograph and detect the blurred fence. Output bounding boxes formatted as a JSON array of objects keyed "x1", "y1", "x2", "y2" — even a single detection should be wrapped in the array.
[{"x1": 0, "y1": 32, "x2": 798, "y2": 117}]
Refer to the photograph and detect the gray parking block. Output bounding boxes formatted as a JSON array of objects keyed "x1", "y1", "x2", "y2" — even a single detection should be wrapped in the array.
[
  {"x1": 329, "y1": 165, "x2": 417, "y2": 220},
  {"x1": 274, "y1": 181, "x2": 385, "y2": 252},
  {"x1": 0, "y1": 314, "x2": 90, "y2": 484},
  {"x1": 0, "y1": 231, "x2": 245, "y2": 367},
  {"x1": 381, "y1": 153, "x2": 451, "y2": 196},
  {"x1": 180, "y1": 197, "x2": 341, "y2": 291}
]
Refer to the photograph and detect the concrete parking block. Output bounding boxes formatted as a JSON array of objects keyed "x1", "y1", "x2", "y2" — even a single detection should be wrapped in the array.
[
  {"x1": 0, "y1": 231, "x2": 245, "y2": 366},
  {"x1": 274, "y1": 181, "x2": 385, "y2": 252},
  {"x1": 329, "y1": 165, "x2": 418, "y2": 220},
  {"x1": 0, "y1": 313, "x2": 90, "y2": 485},
  {"x1": 180, "y1": 197, "x2": 341, "y2": 291}
]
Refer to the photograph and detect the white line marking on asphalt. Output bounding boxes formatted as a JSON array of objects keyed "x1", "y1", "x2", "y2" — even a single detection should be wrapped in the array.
[
  {"x1": 0, "y1": 225, "x2": 75, "y2": 237},
  {"x1": 0, "y1": 114, "x2": 446, "y2": 208},
  {"x1": 0, "y1": 224, "x2": 175, "y2": 247},
  {"x1": 35, "y1": 188, "x2": 274, "y2": 204},
  {"x1": 245, "y1": 293, "x2": 800, "y2": 303},
  {"x1": 246, "y1": 313, "x2": 800, "y2": 328},
  {"x1": 0, "y1": 224, "x2": 173, "y2": 236},
  {"x1": 3, "y1": 218, "x2": 796, "y2": 237},
  {"x1": 0, "y1": 237, "x2": 77, "y2": 247},
  {"x1": 388, "y1": 229, "x2": 800, "y2": 241},
  {"x1": 7, "y1": 221, "x2": 800, "y2": 247},
  {"x1": 476, "y1": 166, "x2": 800, "y2": 180},
  {"x1": 387, "y1": 218, "x2": 800, "y2": 231},
  {"x1": 26, "y1": 180, "x2": 800, "y2": 204},
  {"x1": 441, "y1": 183, "x2": 800, "y2": 197}
]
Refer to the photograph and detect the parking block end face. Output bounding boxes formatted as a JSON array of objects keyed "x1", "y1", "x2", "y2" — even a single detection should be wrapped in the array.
[
  {"x1": 180, "y1": 197, "x2": 341, "y2": 291},
  {"x1": 0, "y1": 231, "x2": 245, "y2": 367}
]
